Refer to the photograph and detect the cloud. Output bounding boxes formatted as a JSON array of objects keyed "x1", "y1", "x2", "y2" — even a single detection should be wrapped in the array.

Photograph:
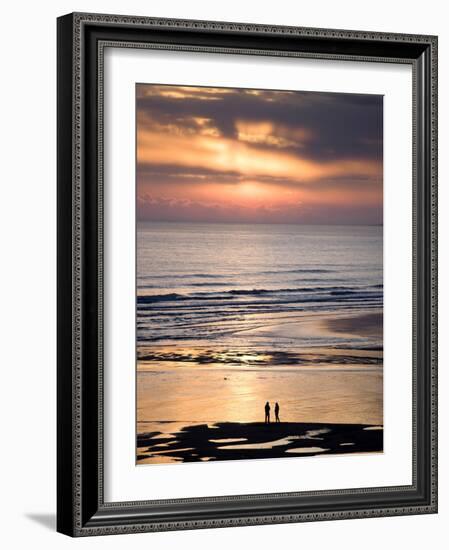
[
  {"x1": 137, "y1": 194, "x2": 382, "y2": 225},
  {"x1": 136, "y1": 84, "x2": 383, "y2": 225},
  {"x1": 235, "y1": 120, "x2": 312, "y2": 148},
  {"x1": 137, "y1": 124, "x2": 381, "y2": 183},
  {"x1": 137, "y1": 85, "x2": 383, "y2": 161}
]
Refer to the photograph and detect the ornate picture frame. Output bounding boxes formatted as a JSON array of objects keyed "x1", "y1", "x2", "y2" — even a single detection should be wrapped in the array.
[{"x1": 57, "y1": 12, "x2": 437, "y2": 536}]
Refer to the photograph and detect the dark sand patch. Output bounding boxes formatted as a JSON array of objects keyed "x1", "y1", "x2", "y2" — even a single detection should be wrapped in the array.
[{"x1": 137, "y1": 422, "x2": 383, "y2": 464}]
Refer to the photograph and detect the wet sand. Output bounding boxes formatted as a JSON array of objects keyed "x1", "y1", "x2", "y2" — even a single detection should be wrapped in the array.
[
  {"x1": 137, "y1": 421, "x2": 383, "y2": 464},
  {"x1": 325, "y1": 311, "x2": 383, "y2": 339}
]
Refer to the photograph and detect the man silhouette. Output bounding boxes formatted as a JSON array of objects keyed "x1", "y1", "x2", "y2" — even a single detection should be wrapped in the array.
[
  {"x1": 275, "y1": 402, "x2": 280, "y2": 423},
  {"x1": 264, "y1": 401, "x2": 271, "y2": 424}
]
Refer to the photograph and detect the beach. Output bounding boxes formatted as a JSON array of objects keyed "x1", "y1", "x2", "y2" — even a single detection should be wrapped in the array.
[{"x1": 137, "y1": 309, "x2": 383, "y2": 464}]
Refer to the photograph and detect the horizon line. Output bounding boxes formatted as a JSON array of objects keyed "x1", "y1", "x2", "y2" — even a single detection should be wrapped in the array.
[{"x1": 137, "y1": 219, "x2": 383, "y2": 227}]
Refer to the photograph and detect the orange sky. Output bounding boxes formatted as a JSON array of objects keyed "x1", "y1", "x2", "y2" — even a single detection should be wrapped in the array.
[{"x1": 136, "y1": 85, "x2": 383, "y2": 225}]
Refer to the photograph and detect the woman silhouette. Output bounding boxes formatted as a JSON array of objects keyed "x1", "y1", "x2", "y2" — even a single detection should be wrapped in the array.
[{"x1": 275, "y1": 402, "x2": 280, "y2": 423}]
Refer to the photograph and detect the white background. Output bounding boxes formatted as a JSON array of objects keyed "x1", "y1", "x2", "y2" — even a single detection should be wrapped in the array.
[
  {"x1": 105, "y1": 48, "x2": 412, "y2": 501},
  {"x1": 0, "y1": 0, "x2": 446, "y2": 548}
]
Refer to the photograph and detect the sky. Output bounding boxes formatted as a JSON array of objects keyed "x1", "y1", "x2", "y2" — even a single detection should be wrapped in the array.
[{"x1": 136, "y1": 84, "x2": 383, "y2": 225}]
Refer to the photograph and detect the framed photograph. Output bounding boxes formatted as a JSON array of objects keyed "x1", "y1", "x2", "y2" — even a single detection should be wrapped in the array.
[{"x1": 57, "y1": 12, "x2": 438, "y2": 536}]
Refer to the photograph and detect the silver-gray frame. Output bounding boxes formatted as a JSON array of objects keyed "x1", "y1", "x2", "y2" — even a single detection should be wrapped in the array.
[{"x1": 57, "y1": 12, "x2": 438, "y2": 536}]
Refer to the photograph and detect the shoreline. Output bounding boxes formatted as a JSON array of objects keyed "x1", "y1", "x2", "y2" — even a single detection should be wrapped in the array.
[{"x1": 137, "y1": 309, "x2": 384, "y2": 368}]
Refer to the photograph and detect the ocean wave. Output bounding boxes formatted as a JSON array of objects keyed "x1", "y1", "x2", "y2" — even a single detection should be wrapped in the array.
[
  {"x1": 138, "y1": 285, "x2": 383, "y2": 304},
  {"x1": 139, "y1": 299, "x2": 383, "y2": 318},
  {"x1": 260, "y1": 268, "x2": 333, "y2": 275},
  {"x1": 139, "y1": 268, "x2": 334, "y2": 281},
  {"x1": 139, "y1": 273, "x2": 225, "y2": 280}
]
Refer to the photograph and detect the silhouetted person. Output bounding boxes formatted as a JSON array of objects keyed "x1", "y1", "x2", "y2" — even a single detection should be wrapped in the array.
[
  {"x1": 264, "y1": 401, "x2": 271, "y2": 424},
  {"x1": 275, "y1": 402, "x2": 280, "y2": 423}
]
